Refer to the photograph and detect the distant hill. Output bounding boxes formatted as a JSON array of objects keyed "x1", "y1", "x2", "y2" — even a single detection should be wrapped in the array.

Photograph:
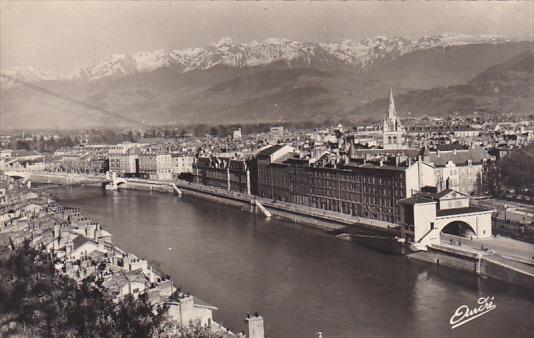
[
  {"x1": 361, "y1": 42, "x2": 533, "y2": 89},
  {"x1": 1, "y1": 36, "x2": 533, "y2": 129},
  {"x1": 352, "y1": 49, "x2": 534, "y2": 118}
]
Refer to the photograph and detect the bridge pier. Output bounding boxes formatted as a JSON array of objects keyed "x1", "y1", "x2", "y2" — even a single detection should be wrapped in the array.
[{"x1": 105, "y1": 171, "x2": 127, "y2": 191}]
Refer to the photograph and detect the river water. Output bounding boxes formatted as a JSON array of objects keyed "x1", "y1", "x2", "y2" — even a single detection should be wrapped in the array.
[{"x1": 49, "y1": 187, "x2": 534, "y2": 338}]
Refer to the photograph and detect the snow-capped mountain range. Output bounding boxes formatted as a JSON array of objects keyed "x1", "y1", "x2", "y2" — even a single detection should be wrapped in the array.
[{"x1": 1, "y1": 33, "x2": 514, "y2": 86}]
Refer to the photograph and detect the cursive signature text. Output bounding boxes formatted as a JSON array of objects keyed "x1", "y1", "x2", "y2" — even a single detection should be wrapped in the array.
[{"x1": 450, "y1": 296, "x2": 496, "y2": 329}]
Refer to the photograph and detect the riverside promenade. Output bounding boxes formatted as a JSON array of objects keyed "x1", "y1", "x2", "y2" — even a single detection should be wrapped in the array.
[
  {"x1": 173, "y1": 180, "x2": 534, "y2": 288},
  {"x1": 409, "y1": 234, "x2": 534, "y2": 290},
  {"x1": 174, "y1": 180, "x2": 400, "y2": 232},
  {"x1": 10, "y1": 171, "x2": 534, "y2": 289}
]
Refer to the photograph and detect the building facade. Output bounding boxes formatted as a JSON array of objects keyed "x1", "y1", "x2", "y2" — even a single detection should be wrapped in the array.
[
  {"x1": 257, "y1": 145, "x2": 436, "y2": 224},
  {"x1": 424, "y1": 147, "x2": 492, "y2": 196},
  {"x1": 193, "y1": 156, "x2": 251, "y2": 194},
  {"x1": 138, "y1": 153, "x2": 172, "y2": 181},
  {"x1": 171, "y1": 154, "x2": 194, "y2": 177},
  {"x1": 109, "y1": 150, "x2": 139, "y2": 177}
]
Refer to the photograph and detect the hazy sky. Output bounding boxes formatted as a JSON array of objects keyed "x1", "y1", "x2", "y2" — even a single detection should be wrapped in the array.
[{"x1": 1, "y1": 1, "x2": 533, "y2": 74}]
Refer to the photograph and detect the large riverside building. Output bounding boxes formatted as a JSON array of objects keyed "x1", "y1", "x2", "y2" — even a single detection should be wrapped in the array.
[
  {"x1": 193, "y1": 156, "x2": 252, "y2": 194},
  {"x1": 138, "y1": 153, "x2": 172, "y2": 181},
  {"x1": 256, "y1": 144, "x2": 435, "y2": 224}
]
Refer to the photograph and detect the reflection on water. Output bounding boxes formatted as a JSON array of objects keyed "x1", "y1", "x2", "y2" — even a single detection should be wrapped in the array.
[{"x1": 50, "y1": 187, "x2": 534, "y2": 338}]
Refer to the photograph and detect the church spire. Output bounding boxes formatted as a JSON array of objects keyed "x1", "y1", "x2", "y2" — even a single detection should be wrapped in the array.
[{"x1": 387, "y1": 88, "x2": 397, "y2": 120}]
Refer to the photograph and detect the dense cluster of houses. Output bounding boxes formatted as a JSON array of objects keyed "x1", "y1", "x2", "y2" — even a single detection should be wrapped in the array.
[{"x1": 0, "y1": 175, "x2": 266, "y2": 338}]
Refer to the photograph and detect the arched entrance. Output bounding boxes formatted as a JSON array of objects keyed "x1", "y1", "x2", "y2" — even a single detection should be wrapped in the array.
[{"x1": 441, "y1": 221, "x2": 476, "y2": 238}]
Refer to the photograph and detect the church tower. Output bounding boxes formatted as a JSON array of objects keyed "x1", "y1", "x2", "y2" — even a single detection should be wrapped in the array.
[{"x1": 383, "y1": 89, "x2": 406, "y2": 149}]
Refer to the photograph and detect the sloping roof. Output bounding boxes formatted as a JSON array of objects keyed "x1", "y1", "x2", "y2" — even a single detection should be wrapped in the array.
[
  {"x1": 434, "y1": 188, "x2": 469, "y2": 199},
  {"x1": 399, "y1": 195, "x2": 436, "y2": 205},
  {"x1": 102, "y1": 271, "x2": 147, "y2": 291},
  {"x1": 193, "y1": 296, "x2": 218, "y2": 310},
  {"x1": 426, "y1": 147, "x2": 490, "y2": 166},
  {"x1": 257, "y1": 144, "x2": 284, "y2": 157},
  {"x1": 283, "y1": 158, "x2": 309, "y2": 165},
  {"x1": 359, "y1": 163, "x2": 409, "y2": 171},
  {"x1": 420, "y1": 186, "x2": 438, "y2": 194},
  {"x1": 436, "y1": 206, "x2": 490, "y2": 217},
  {"x1": 137, "y1": 137, "x2": 168, "y2": 144},
  {"x1": 434, "y1": 188, "x2": 455, "y2": 199},
  {"x1": 352, "y1": 148, "x2": 424, "y2": 157},
  {"x1": 72, "y1": 235, "x2": 96, "y2": 251},
  {"x1": 435, "y1": 144, "x2": 469, "y2": 151},
  {"x1": 11, "y1": 150, "x2": 43, "y2": 158}
]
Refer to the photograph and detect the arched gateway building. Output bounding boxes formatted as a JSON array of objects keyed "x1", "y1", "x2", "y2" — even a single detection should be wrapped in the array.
[{"x1": 399, "y1": 187, "x2": 493, "y2": 250}]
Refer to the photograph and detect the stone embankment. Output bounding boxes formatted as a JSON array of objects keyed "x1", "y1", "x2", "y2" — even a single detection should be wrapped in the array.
[{"x1": 21, "y1": 172, "x2": 534, "y2": 290}]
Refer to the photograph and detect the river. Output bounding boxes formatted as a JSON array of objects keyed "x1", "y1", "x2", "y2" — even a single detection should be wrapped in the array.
[{"x1": 49, "y1": 187, "x2": 534, "y2": 338}]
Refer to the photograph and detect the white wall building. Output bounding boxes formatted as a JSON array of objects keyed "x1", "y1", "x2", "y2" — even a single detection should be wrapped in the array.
[
  {"x1": 139, "y1": 153, "x2": 172, "y2": 181},
  {"x1": 171, "y1": 155, "x2": 194, "y2": 176}
]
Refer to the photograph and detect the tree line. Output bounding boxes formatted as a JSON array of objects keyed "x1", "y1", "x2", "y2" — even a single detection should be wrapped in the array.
[{"x1": 486, "y1": 142, "x2": 534, "y2": 198}]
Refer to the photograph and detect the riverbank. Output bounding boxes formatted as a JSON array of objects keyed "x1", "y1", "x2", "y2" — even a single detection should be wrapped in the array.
[
  {"x1": 38, "y1": 184, "x2": 534, "y2": 337},
  {"x1": 173, "y1": 180, "x2": 405, "y2": 254},
  {"x1": 0, "y1": 174, "x2": 258, "y2": 337},
  {"x1": 163, "y1": 180, "x2": 534, "y2": 289},
  {"x1": 407, "y1": 243, "x2": 534, "y2": 290},
  {"x1": 19, "y1": 172, "x2": 534, "y2": 290}
]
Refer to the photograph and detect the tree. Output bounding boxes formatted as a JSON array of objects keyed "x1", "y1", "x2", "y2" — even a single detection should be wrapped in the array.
[
  {"x1": 490, "y1": 143, "x2": 534, "y2": 198},
  {"x1": 0, "y1": 240, "x2": 167, "y2": 338}
]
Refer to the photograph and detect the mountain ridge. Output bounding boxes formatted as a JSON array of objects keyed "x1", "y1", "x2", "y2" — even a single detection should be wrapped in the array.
[
  {"x1": 1, "y1": 37, "x2": 533, "y2": 130},
  {"x1": 1, "y1": 33, "x2": 519, "y2": 85}
]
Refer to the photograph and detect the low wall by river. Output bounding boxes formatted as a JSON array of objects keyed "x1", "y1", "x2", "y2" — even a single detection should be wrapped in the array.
[
  {"x1": 26, "y1": 173, "x2": 534, "y2": 290},
  {"x1": 175, "y1": 182, "x2": 405, "y2": 254},
  {"x1": 408, "y1": 246, "x2": 534, "y2": 290},
  {"x1": 120, "y1": 182, "x2": 174, "y2": 193},
  {"x1": 481, "y1": 257, "x2": 534, "y2": 290},
  {"x1": 178, "y1": 185, "x2": 253, "y2": 210},
  {"x1": 28, "y1": 173, "x2": 103, "y2": 187},
  {"x1": 408, "y1": 248, "x2": 478, "y2": 274},
  {"x1": 115, "y1": 182, "x2": 534, "y2": 290}
]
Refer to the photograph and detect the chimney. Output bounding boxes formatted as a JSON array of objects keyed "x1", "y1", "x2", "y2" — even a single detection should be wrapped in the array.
[
  {"x1": 94, "y1": 227, "x2": 101, "y2": 241},
  {"x1": 246, "y1": 313, "x2": 265, "y2": 338},
  {"x1": 66, "y1": 243, "x2": 73, "y2": 256},
  {"x1": 53, "y1": 223, "x2": 60, "y2": 239},
  {"x1": 177, "y1": 295, "x2": 195, "y2": 326}
]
